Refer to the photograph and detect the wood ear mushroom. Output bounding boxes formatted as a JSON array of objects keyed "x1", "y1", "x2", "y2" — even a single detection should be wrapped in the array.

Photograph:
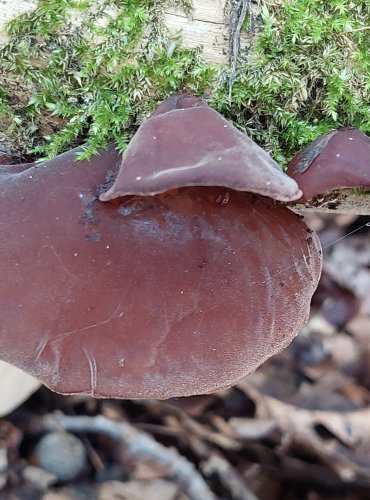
[
  {"x1": 287, "y1": 128, "x2": 370, "y2": 214},
  {"x1": 0, "y1": 97, "x2": 322, "y2": 398}
]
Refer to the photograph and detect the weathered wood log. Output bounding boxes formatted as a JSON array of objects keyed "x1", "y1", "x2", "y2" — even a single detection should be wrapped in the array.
[
  {"x1": 164, "y1": 0, "x2": 229, "y2": 63},
  {"x1": 0, "y1": 0, "x2": 230, "y2": 61}
]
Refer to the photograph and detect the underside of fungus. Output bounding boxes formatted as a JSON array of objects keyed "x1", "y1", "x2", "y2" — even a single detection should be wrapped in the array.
[{"x1": 0, "y1": 96, "x2": 322, "y2": 399}]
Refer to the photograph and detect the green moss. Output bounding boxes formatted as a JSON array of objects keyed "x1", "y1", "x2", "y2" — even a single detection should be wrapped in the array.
[
  {"x1": 0, "y1": 0, "x2": 215, "y2": 160},
  {"x1": 0, "y1": 0, "x2": 369, "y2": 165},
  {"x1": 352, "y1": 187, "x2": 370, "y2": 196},
  {"x1": 213, "y1": 0, "x2": 370, "y2": 165}
]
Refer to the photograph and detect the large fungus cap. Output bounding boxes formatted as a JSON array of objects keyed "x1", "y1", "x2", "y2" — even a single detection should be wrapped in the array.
[
  {"x1": 0, "y1": 140, "x2": 321, "y2": 399},
  {"x1": 287, "y1": 127, "x2": 370, "y2": 201},
  {"x1": 99, "y1": 95, "x2": 302, "y2": 202}
]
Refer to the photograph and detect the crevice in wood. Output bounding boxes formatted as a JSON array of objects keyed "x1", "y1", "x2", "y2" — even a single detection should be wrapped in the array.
[
  {"x1": 164, "y1": 11, "x2": 224, "y2": 27},
  {"x1": 228, "y1": 0, "x2": 251, "y2": 98}
]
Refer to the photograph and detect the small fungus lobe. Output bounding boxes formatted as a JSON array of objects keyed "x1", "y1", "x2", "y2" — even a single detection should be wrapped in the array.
[
  {"x1": 99, "y1": 95, "x2": 302, "y2": 203},
  {"x1": 287, "y1": 127, "x2": 370, "y2": 201}
]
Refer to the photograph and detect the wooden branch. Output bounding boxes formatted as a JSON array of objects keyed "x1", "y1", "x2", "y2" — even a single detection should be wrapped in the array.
[{"x1": 44, "y1": 413, "x2": 216, "y2": 500}]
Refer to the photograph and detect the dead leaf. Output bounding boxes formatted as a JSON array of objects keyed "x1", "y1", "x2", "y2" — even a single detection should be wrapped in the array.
[{"x1": 238, "y1": 381, "x2": 370, "y2": 480}]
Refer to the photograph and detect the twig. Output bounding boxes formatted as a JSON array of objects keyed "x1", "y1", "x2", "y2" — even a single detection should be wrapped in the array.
[
  {"x1": 138, "y1": 399, "x2": 241, "y2": 450},
  {"x1": 228, "y1": 0, "x2": 251, "y2": 101},
  {"x1": 344, "y1": 26, "x2": 370, "y2": 33},
  {"x1": 43, "y1": 413, "x2": 215, "y2": 500},
  {"x1": 202, "y1": 453, "x2": 259, "y2": 500}
]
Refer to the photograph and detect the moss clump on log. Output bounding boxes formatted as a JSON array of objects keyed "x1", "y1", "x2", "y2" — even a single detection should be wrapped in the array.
[{"x1": 0, "y1": 0, "x2": 369, "y2": 165}]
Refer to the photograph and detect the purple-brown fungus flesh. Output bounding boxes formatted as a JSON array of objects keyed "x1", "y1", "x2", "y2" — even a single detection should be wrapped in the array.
[
  {"x1": 0, "y1": 97, "x2": 322, "y2": 399},
  {"x1": 287, "y1": 127, "x2": 370, "y2": 201},
  {"x1": 99, "y1": 95, "x2": 302, "y2": 202}
]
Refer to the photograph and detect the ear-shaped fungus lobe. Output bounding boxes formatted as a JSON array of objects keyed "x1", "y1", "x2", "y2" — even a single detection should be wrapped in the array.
[
  {"x1": 287, "y1": 127, "x2": 370, "y2": 201},
  {"x1": 0, "y1": 146, "x2": 321, "y2": 399},
  {"x1": 99, "y1": 96, "x2": 301, "y2": 203}
]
